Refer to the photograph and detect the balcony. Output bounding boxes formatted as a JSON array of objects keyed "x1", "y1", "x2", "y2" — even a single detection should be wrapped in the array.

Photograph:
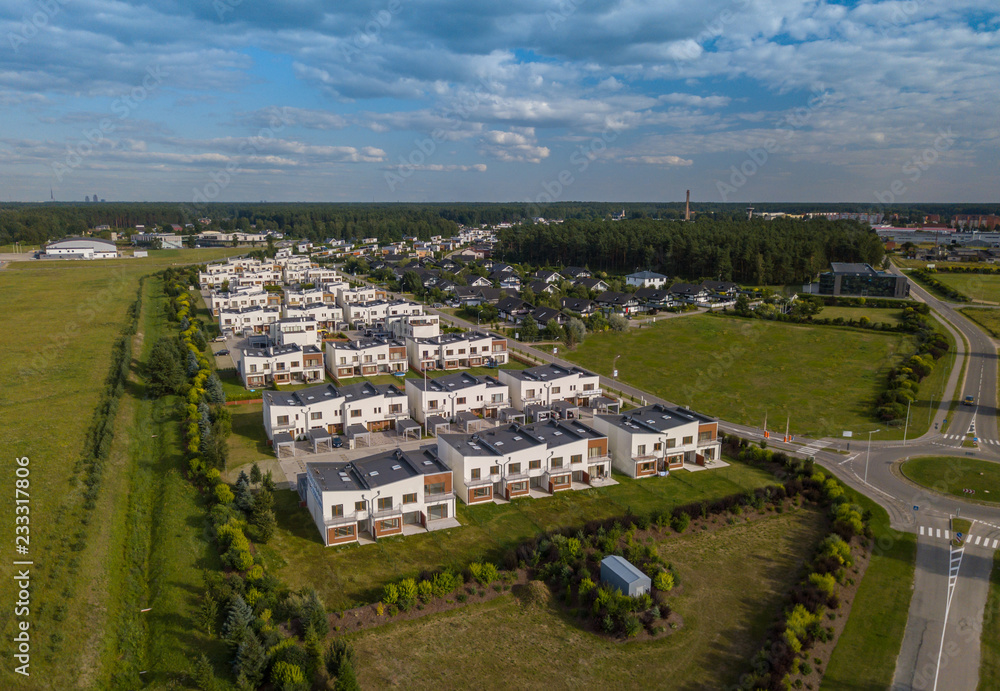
[
  {"x1": 504, "y1": 471, "x2": 529, "y2": 482},
  {"x1": 467, "y1": 476, "x2": 493, "y2": 488},
  {"x1": 324, "y1": 511, "x2": 359, "y2": 527},
  {"x1": 424, "y1": 491, "x2": 455, "y2": 504},
  {"x1": 371, "y1": 506, "x2": 402, "y2": 520}
]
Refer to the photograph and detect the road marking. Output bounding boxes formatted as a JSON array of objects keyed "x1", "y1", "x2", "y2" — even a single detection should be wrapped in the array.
[
  {"x1": 994, "y1": 539, "x2": 999, "y2": 549},
  {"x1": 936, "y1": 528, "x2": 942, "y2": 538},
  {"x1": 920, "y1": 526, "x2": 925, "y2": 535},
  {"x1": 945, "y1": 530, "x2": 950, "y2": 539},
  {"x1": 976, "y1": 536, "x2": 982, "y2": 545}
]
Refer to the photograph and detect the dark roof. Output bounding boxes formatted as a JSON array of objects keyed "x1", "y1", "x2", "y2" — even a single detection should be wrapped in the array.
[
  {"x1": 497, "y1": 296, "x2": 532, "y2": 312},
  {"x1": 263, "y1": 380, "x2": 404, "y2": 407},
  {"x1": 306, "y1": 445, "x2": 450, "y2": 492},
  {"x1": 560, "y1": 297, "x2": 594, "y2": 312},
  {"x1": 438, "y1": 418, "x2": 605, "y2": 457},
  {"x1": 502, "y1": 362, "x2": 597, "y2": 382},
  {"x1": 668, "y1": 282, "x2": 705, "y2": 295},
  {"x1": 627, "y1": 270, "x2": 667, "y2": 280},
  {"x1": 701, "y1": 280, "x2": 739, "y2": 292},
  {"x1": 595, "y1": 291, "x2": 636, "y2": 305},
  {"x1": 563, "y1": 266, "x2": 591, "y2": 277},
  {"x1": 406, "y1": 371, "x2": 503, "y2": 393},
  {"x1": 530, "y1": 306, "x2": 564, "y2": 323},
  {"x1": 633, "y1": 288, "x2": 672, "y2": 302},
  {"x1": 597, "y1": 404, "x2": 718, "y2": 434},
  {"x1": 828, "y1": 262, "x2": 884, "y2": 276},
  {"x1": 575, "y1": 277, "x2": 607, "y2": 290}
]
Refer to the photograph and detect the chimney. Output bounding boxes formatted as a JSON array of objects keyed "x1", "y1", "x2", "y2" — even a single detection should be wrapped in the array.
[{"x1": 685, "y1": 190, "x2": 691, "y2": 221}]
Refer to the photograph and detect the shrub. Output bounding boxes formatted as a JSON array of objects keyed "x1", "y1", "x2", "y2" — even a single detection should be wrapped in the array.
[
  {"x1": 623, "y1": 613, "x2": 642, "y2": 637},
  {"x1": 808, "y1": 572, "x2": 836, "y2": 598},
  {"x1": 578, "y1": 577, "x2": 596, "y2": 597},
  {"x1": 653, "y1": 570, "x2": 674, "y2": 592},
  {"x1": 469, "y1": 561, "x2": 499, "y2": 585},
  {"x1": 214, "y1": 484, "x2": 234, "y2": 505},
  {"x1": 671, "y1": 512, "x2": 691, "y2": 533},
  {"x1": 431, "y1": 570, "x2": 459, "y2": 597},
  {"x1": 417, "y1": 579, "x2": 433, "y2": 603},
  {"x1": 382, "y1": 582, "x2": 399, "y2": 605},
  {"x1": 270, "y1": 661, "x2": 305, "y2": 689},
  {"x1": 398, "y1": 578, "x2": 418, "y2": 609}
]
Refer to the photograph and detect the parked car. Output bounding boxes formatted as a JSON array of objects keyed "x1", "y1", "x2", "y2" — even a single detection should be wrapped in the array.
[
  {"x1": 214, "y1": 349, "x2": 229, "y2": 356},
  {"x1": 330, "y1": 436, "x2": 343, "y2": 448},
  {"x1": 213, "y1": 335, "x2": 226, "y2": 342}
]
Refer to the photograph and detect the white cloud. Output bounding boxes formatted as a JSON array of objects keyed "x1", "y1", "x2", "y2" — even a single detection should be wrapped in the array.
[{"x1": 478, "y1": 127, "x2": 550, "y2": 163}]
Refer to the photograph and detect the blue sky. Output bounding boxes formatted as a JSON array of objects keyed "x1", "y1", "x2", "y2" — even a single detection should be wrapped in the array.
[{"x1": 0, "y1": 0, "x2": 997, "y2": 204}]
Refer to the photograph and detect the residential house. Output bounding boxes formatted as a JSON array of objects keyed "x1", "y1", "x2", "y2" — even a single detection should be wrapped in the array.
[
  {"x1": 405, "y1": 372, "x2": 509, "y2": 423},
  {"x1": 497, "y1": 296, "x2": 534, "y2": 322},
  {"x1": 667, "y1": 282, "x2": 711, "y2": 303},
  {"x1": 238, "y1": 344, "x2": 325, "y2": 388},
  {"x1": 574, "y1": 277, "x2": 610, "y2": 293},
  {"x1": 562, "y1": 266, "x2": 592, "y2": 280},
  {"x1": 386, "y1": 314, "x2": 441, "y2": 340},
  {"x1": 299, "y1": 447, "x2": 456, "y2": 545},
  {"x1": 592, "y1": 404, "x2": 721, "y2": 478},
  {"x1": 560, "y1": 297, "x2": 596, "y2": 316},
  {"x1": 633, "y1": 288, "x2": 677, "y2": 310},
  {"x1": 498, "y1": 363, "x2": 602, "y2": 410},
  {"x1": 344, "y1": 299, "x2": 423, "y2": 328},
  {"x1": 283, "y1": 303, "x2": 345, "y2": 331},
  {"x1": 262, "y1": 380, "x2": 409, "y2": 440},
  {"x1": 701, "y1": 280, "x2": 740, "y2": 297},
  {"x1": 407, "y1": 331, "x2": 508, "y2": 371},
  {"x1": 533, "y1": 270, "x2": 564, "y2": 284},
  {"x1": 625, "y1": 270, "x2": 669, "y2": 289},
  {"x1": 529, "y1": 306, "x2": 567, "y2": 326},
  {"x1": 528, "y1": 280, "x2": 559, "y2": 296},
  {"x1": 325, "y1": 337, "x2": 408, "y2": 379},
  {"x1": 218, "y1": 305, "x2": 282, "y2": 334},
  {"x1": 595, "y1": 291, "x2": 640, "y2": 314},
  {"x1": 268, "y1": 317, "x2": 321, "y2": 348},
  {"x1": 492, "y1": 271, "x2": 522, "y2": 290}
]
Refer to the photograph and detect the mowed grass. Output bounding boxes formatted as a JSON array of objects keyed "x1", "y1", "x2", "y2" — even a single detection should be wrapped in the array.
[
  {"x1": 563, "y1": 314, "x2": 913, "y2": 438},
  {"x1": 979, "y1": 551, "x2": 1000, "y2": 691},
  {"x1": 264, "y1": 463, "x2": 778, "y2": 610},
  {"x1": 962, "y1": 308, "x2": 1000, "y2": 338},
  {"x1": 935, "y1": 273, "x2": 1000, "y2": 304},
  {"x1": 901, "y1": 456, "x2": 1000, "y2": 503},
  {"x1": 346, "y1": 506, "x2": 825, "y2": 690},
  {"x1": 823, "y1": 486, "x2": 917, "y2": 690},
  {"x1": 820, "y1": 306, "x2": 904, "y2": 325},
  {"x1": 0, "y1": 250, "x2": 236, "y2": 687}
]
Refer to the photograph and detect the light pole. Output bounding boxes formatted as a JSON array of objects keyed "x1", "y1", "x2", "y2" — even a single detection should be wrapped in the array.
[
  {"x1": 902, "y1": 399, "x2": 911, "y2": 446},
  {"x1": 865, "y1": 428, "x2": 881, "y2": 484}
]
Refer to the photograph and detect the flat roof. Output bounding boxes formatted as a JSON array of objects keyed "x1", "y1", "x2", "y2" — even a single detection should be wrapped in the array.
[
  {"x1": 502, "y1": 362, "x2": 597, "y2": 382},
  {"x1": 597, "y1": 403, "x2": 717, "y2": 434},
  {"x1": 406, "y1": 372, "x2": 503, "y2": 392},
  {"x1": 438, "y1": 419, "x2": 605, "y2": 457},
  {"x1": 306, "y1": 445, "x2": 449, "y2": 492}
]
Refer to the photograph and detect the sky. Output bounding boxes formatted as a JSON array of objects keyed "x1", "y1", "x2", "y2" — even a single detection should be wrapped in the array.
[{"x1": 0, "y1": 0, "x2": 997, "y2": 205}]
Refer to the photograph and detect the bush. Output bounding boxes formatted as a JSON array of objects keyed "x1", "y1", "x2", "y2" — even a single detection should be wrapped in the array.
[
  {"x1": 417, "y1": 579, "x2": 433, "y2": 603},
  {"x1": 214, "y1": 484, "x2": 234, "y2": 505},
  {"x1": 468, "y1": 561, "x2": 499, "y2": 585},
  {"x1": 653, "y1": 570, "x2": 675, "y2": 592},
  {"x1": 623, "y1": 613, "x2": 642, "y2": 637},
  {"x1": 671, "y1": 512, "x2": 691, "y2": 533},
  {"x1": 382, "y1": 582, "x2": 399, "y2": 605}
]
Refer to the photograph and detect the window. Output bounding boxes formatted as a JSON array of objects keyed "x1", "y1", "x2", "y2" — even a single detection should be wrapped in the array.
[
  {"x1": 471, "y1": 468, "x2": 481, "y2": 480},
  {"x1": 332, "y1": 525, "x2": 354, "y2": 538},
  {"x1": 377, "y1": 497, "x2": 393, "y2": 511},
  {"x1": 457, "y1": 397, "x2": 466, "y2": 405},
  {"x1": 249, "y1": 364, "x2": 257, "y2": 373},
  {"x1": 403, "y1": 493, "x2": 417, "y2": 505},
  {"x1": 291, "y1": 361, "x2": 300, "y2": 368},
  {"x1": 636, "y1": 444, "x2": 646, "y2": 456},
  {"x1": 550, "y1": 457, "x2": 563, "y2": 469},
  {"x1": 654, "y1": 442, "x2": 662, "y2": 451},
  {"x1": 529, "y1": 460, "x2": 541, "y2": 470},
  {"x1": 331, "y1": 504, "x2": 344, "y2": 517},
  {"x1": 639, "y1": 461, "x2": 655, "y2": 472},
  {"x1": 588, "y1": 447, "x2": 603, "y2": 458},
  {"x1": 666, "y1": 438, "x2": 676, "y2": 448},
  {"x1": 492, "y1": 394, "x2": 505, "y2": 403},
  {"x1": 551, "y1": 386, "x2": 560, "y2": 394},
  {"x1": 378, "y1": 354, "x2": 385, "y2": 360},
  {"x1": 380, "y1": 518, "x2": 400, "y2": 530},
  {"x1": 699, "y1": 430, "x2": 713, "y2": 442},
  {"x1": 571, "y1": 454, "x2": 582, "y2": 464},
  {"x1": 425, "y1": 481, "x2": 446, "y2": 495},
  {"x1": 509, "y1": 481, "x2": 528, "y2": 493},
  {"x1": 355, "y1": 501, "x2": 365, "y2": 512},
  {"x1": 472, "y1": 487, "x2": 491, "y2": 499},
  {"x1": 351, "y1": 410, "x2": 362, "y2": 418},
  {"x1": 526, "y1": 389, "x2": 535, "y2": 398},
  {"x1": 428, "y1": 400, "x2": 439, "y2": 409},
  {"x1": 509, "y1": 462, "x2": 521, "y2": 474},
  {"x1": 389, "y1": 404, "x2": 402, "y2": 414},
  {"x1": 310, "y1": 412, "x2": 322, "y2": 420},
  {"x1": 277, "y1": 415, "x2": 289, "y2": 425},
  {"x1": 683, "y1": 436, "x2": 693, "y2": 445}
]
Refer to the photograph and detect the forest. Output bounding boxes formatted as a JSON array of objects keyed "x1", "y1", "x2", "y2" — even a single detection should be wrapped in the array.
[{"x1": 495, "y1": 217, "x2": 887, "y2": 285}]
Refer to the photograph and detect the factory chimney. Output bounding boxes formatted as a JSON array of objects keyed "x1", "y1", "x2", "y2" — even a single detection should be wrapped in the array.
[{"x1": 685, "y1": 190, "x2": 690, "y2": 221}]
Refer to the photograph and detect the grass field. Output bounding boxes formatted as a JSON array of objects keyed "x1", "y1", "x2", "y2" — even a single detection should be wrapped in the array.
[
  {"x1": 561, "y1": 313, "x2": 918, "y2": 439},
  {"x1": 962, "y1": 308, "x2": 1000, "y2": 338},
  {"x1": 819, "y1": 306, "x2": 904, "y2": 325},
  {"x1": 0, "y1": 250, "x2": 237, "y2": 687},
  {"x1": 901, "y1": 457, "x2": 1000, "y2": 504},
  {"x1": 935, "y1": 273, "x2": 1000, "y2": 304},
  {"x1": 822, "y1": 486, "x2": 917, "y2": 690},
  {"x1": 980, "y1": 551, "x2": 1000, "y2": 691},
  {"x1": 346, "y1": 506, "x2": 825, "y2": 690},
  {"x1": 264, "y1": 463, "x2": 780, "y2": 610}
]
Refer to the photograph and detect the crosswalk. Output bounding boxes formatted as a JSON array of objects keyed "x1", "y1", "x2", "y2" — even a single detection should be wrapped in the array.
[
  {"x1": 800, "y1": 439, "x2": 826, "y2": 457},
  {"x1": 941, "y1": 434, "x2": 999, "y2": 445},
  {"x1": 919, "y1": 525, "x2": 1000, "y2": 550}
]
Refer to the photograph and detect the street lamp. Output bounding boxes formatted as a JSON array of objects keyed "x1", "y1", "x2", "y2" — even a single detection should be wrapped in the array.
[
  {"x1": 864, "y1": 428, "x2": 881, "y2": 484},
  {"x1": 613, "y1": 353, "x2": 621, "y2": 381}
]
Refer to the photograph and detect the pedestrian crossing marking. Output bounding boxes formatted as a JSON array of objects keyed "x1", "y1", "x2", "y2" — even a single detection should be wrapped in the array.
[
  {"x1": 945, "y1": 530, "x2": 950, "y2": 539},
  {"x1": 936, "y1": 528, "x2": 942, "y2": 538},
  {"x1": 994, "y1": 539, "x2": 999, "y2": 549},
  {"x1": 976, "y1": 536, "x2": 983, "y2": 545},
  {"x1": 920, "y1": 526, "x2": 925, "y2": 535}
]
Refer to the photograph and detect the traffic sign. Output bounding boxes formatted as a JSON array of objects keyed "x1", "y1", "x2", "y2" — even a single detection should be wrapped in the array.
[
  {"x1": 913, "y1": 506, "x2": 919, "y2": 511},
  {"x1": 957, "y1": 532, "x2": 963, "y2": 539}
]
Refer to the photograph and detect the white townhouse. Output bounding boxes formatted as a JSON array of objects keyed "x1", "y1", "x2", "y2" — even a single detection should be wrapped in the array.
[
  {"x1": 268, "y1": 317, "x2": 321, "y2": 348},
  {"x1": 498, "y1": 363, "x2": 602, "y2": 410},
  {"x1": 218, "y1": 306, "x2": 282, "y2": 334},
  {"x1": 282, "y1": 287, "x2": 327, "y2": 307},
  {"x1": 386, "y1": 314, "x2": 440, "y2": 340},
  {"x1": 405, "y1": 372, "x2": 509, "y2": 424},
  {"x1": 262, "y1": 380, "x2": 409, "y2": 440},
  {"x1": 299, "y1": 447, "x2": 456, "y2": 545},
  {"x1": 336, "y1": 285, "x2": 383, "y2": 308},
  {"x1": 305, "y1": 268, "x2": 344, "y2": 286},
  {"x1": 436, "y1": 419, "x2": 611, "y2": 504},
  {"x1": 238, "y1": 343, "x2": 324, "y2": 388},
  {"x1": 229, "y1": 269, "x2": 283, "y2": 289},
  {"x1": 283, "y1": 303, "x2": 344, "y2": 331},
  {"x1": 206, "y1": 286, "x2": 273, "y2": 316},
  {"x1": 625, "y1": 270, "x2": 669, "y2": 289},
  {"x1": 406, "y1": 331, "x2": 508, "y2": 371},
  {"x1": 325, "y1": 337, "x2": 408, "y2": 379},
  {"x1": 592, "y1": 404, "x2": 721, "y2": 478},
  {"x1": 344, "y1": 299, "x2": 423, "y2": 328}
]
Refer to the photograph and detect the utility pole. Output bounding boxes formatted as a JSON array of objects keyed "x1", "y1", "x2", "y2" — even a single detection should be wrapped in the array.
[
  {"x1": 865, "y1": 428, "x2": 881, "y2": 484},
  {"x1": 902, "y1": 399, "x2": 911, "y2": 446}
]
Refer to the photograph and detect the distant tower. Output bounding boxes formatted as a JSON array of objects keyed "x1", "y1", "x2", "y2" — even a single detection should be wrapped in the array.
[
  {"x1": 93, "y1": 193, "x2": 98, "y2": 202},
  {"x1": 685, "y1": 190, "x2": 691, "y2": 221},
  {"x1": 746, "y1": 204, "x2": 755, "y2": 220},
  {"x1": 50, "y1": 186, "x2": 54, "y2": 201}
]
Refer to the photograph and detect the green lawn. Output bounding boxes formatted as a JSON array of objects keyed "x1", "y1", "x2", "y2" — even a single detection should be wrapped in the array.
[
  {"x1": 562, "y1": 313, "x2": 916, "y2": 438},
  {"x1": 962, "y1": 308, "x2": 1000, "y2": 338},
  {"x1": 901, "y1": 457, "x2": 1000, "y2": 504},
  {"x1": 979, "y1": 551, "x2": 1000, "y2": 691},
  {"x1": 265, "y1": 463, "x2": 779, "y2": 610},
  {"x1": 935, "y1": 273, "x2": 1000, "y2": 304},
  {"x1": 347, "y1": 506, "x2": 825, "y2": 690},
  {"x1": 819, "y1": 305, "x2": 904, "y2": 325},
  {"x1": 822, "y1": 486, "x2": 917, "y2": 690}
]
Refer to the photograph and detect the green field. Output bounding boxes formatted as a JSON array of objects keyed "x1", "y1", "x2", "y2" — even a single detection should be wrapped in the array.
[
  {"x1": 980, "y1": 551, "x2": 1000, "y2": 691},
  {"x1": 347, "y1": 506, "x2": 825, "y2": 690},
  {"x1": 935, "y1": 273, "x2": 1000, "y2": 304},
  {"x1": 901, "y1": 457, "x2": 1000, "y2": 503},
  {"x1": 264, "y1": 463, "x2": 779, "y2": 610},
  {"x1": 822, "y1": 486, "x2": 917, "y2": 690},
  {"x1": 0, "y1": 250, "x2": 237, "y2": 687},
  {"x1": 819, "y1": 305, "x2": 904, "y2": 325},
  {"x1": 562, "y1": 314, "x2": 920, "y2": 438},
  {"x1": 962, "y1": 308, "x2": 1000, "y2": 338}
]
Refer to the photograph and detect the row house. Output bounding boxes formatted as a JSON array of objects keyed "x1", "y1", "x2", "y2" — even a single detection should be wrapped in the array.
[
  {"x1": 593, "y1": 404, "x2": 721, "y2": 478},
  {"x1": 534, "y1": 270, "x2": 564, "y2": 284},
  {"x1": 239, "y1": 344, "x2": 324, "y2": 388},
  {"x1": 336, "y1": 285, "x2": 384, "y2": 308},
  {"x1": 437, "y1": 419, "x2": 611, "y2": 503},
  {"x1": 229, "y1": 270, "x2": 283, "y2": 289},
  {"x1": 386, "y1": 314, "x2": 440, "y2": 340},
  {"x1": 207, "y1": 287, "x2": 273, "y2": 316},
  {"x1": 668, "y1": 283, "x2": 711, "y2": 304},
  {"x1": 344, "y1": 300, "x2": 423, "y2": 328},
  {"x1": 283, "y1": 303, "x2": 345, "y2": 331},
  {"x1": 574, "y1": 277, "x2": 610, "y2": 293},
  {"x1": 560, "y1": 297, "x2": 597, "y2": 316},
  {"x1": 262, "y1": 380, "x2": 409, "y2": 440},
  {"x1": 406, "y1": 331, "x2": 508, "y2": 371},
  {"x1": 498, "y1": 363, "x2": 602, "y2": 410},
  {"x1": 218, "y1": 306, "x2": 281, "y2": 334},
  {"x1": 325, "y1": 337, "x2": 408, "y2": 379},
  {"x1": 405, "y1": 372, "x2": 509, "y2": 424},
  {"x1": 268, "y1": 317, "x2": 321, "y2": 348},
  {"x1": 282, "y1": 286, "x2": 326, "y2": 307},
  {"x1": 595, "y1": 291, "x2": 640, "y2": 315}
]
